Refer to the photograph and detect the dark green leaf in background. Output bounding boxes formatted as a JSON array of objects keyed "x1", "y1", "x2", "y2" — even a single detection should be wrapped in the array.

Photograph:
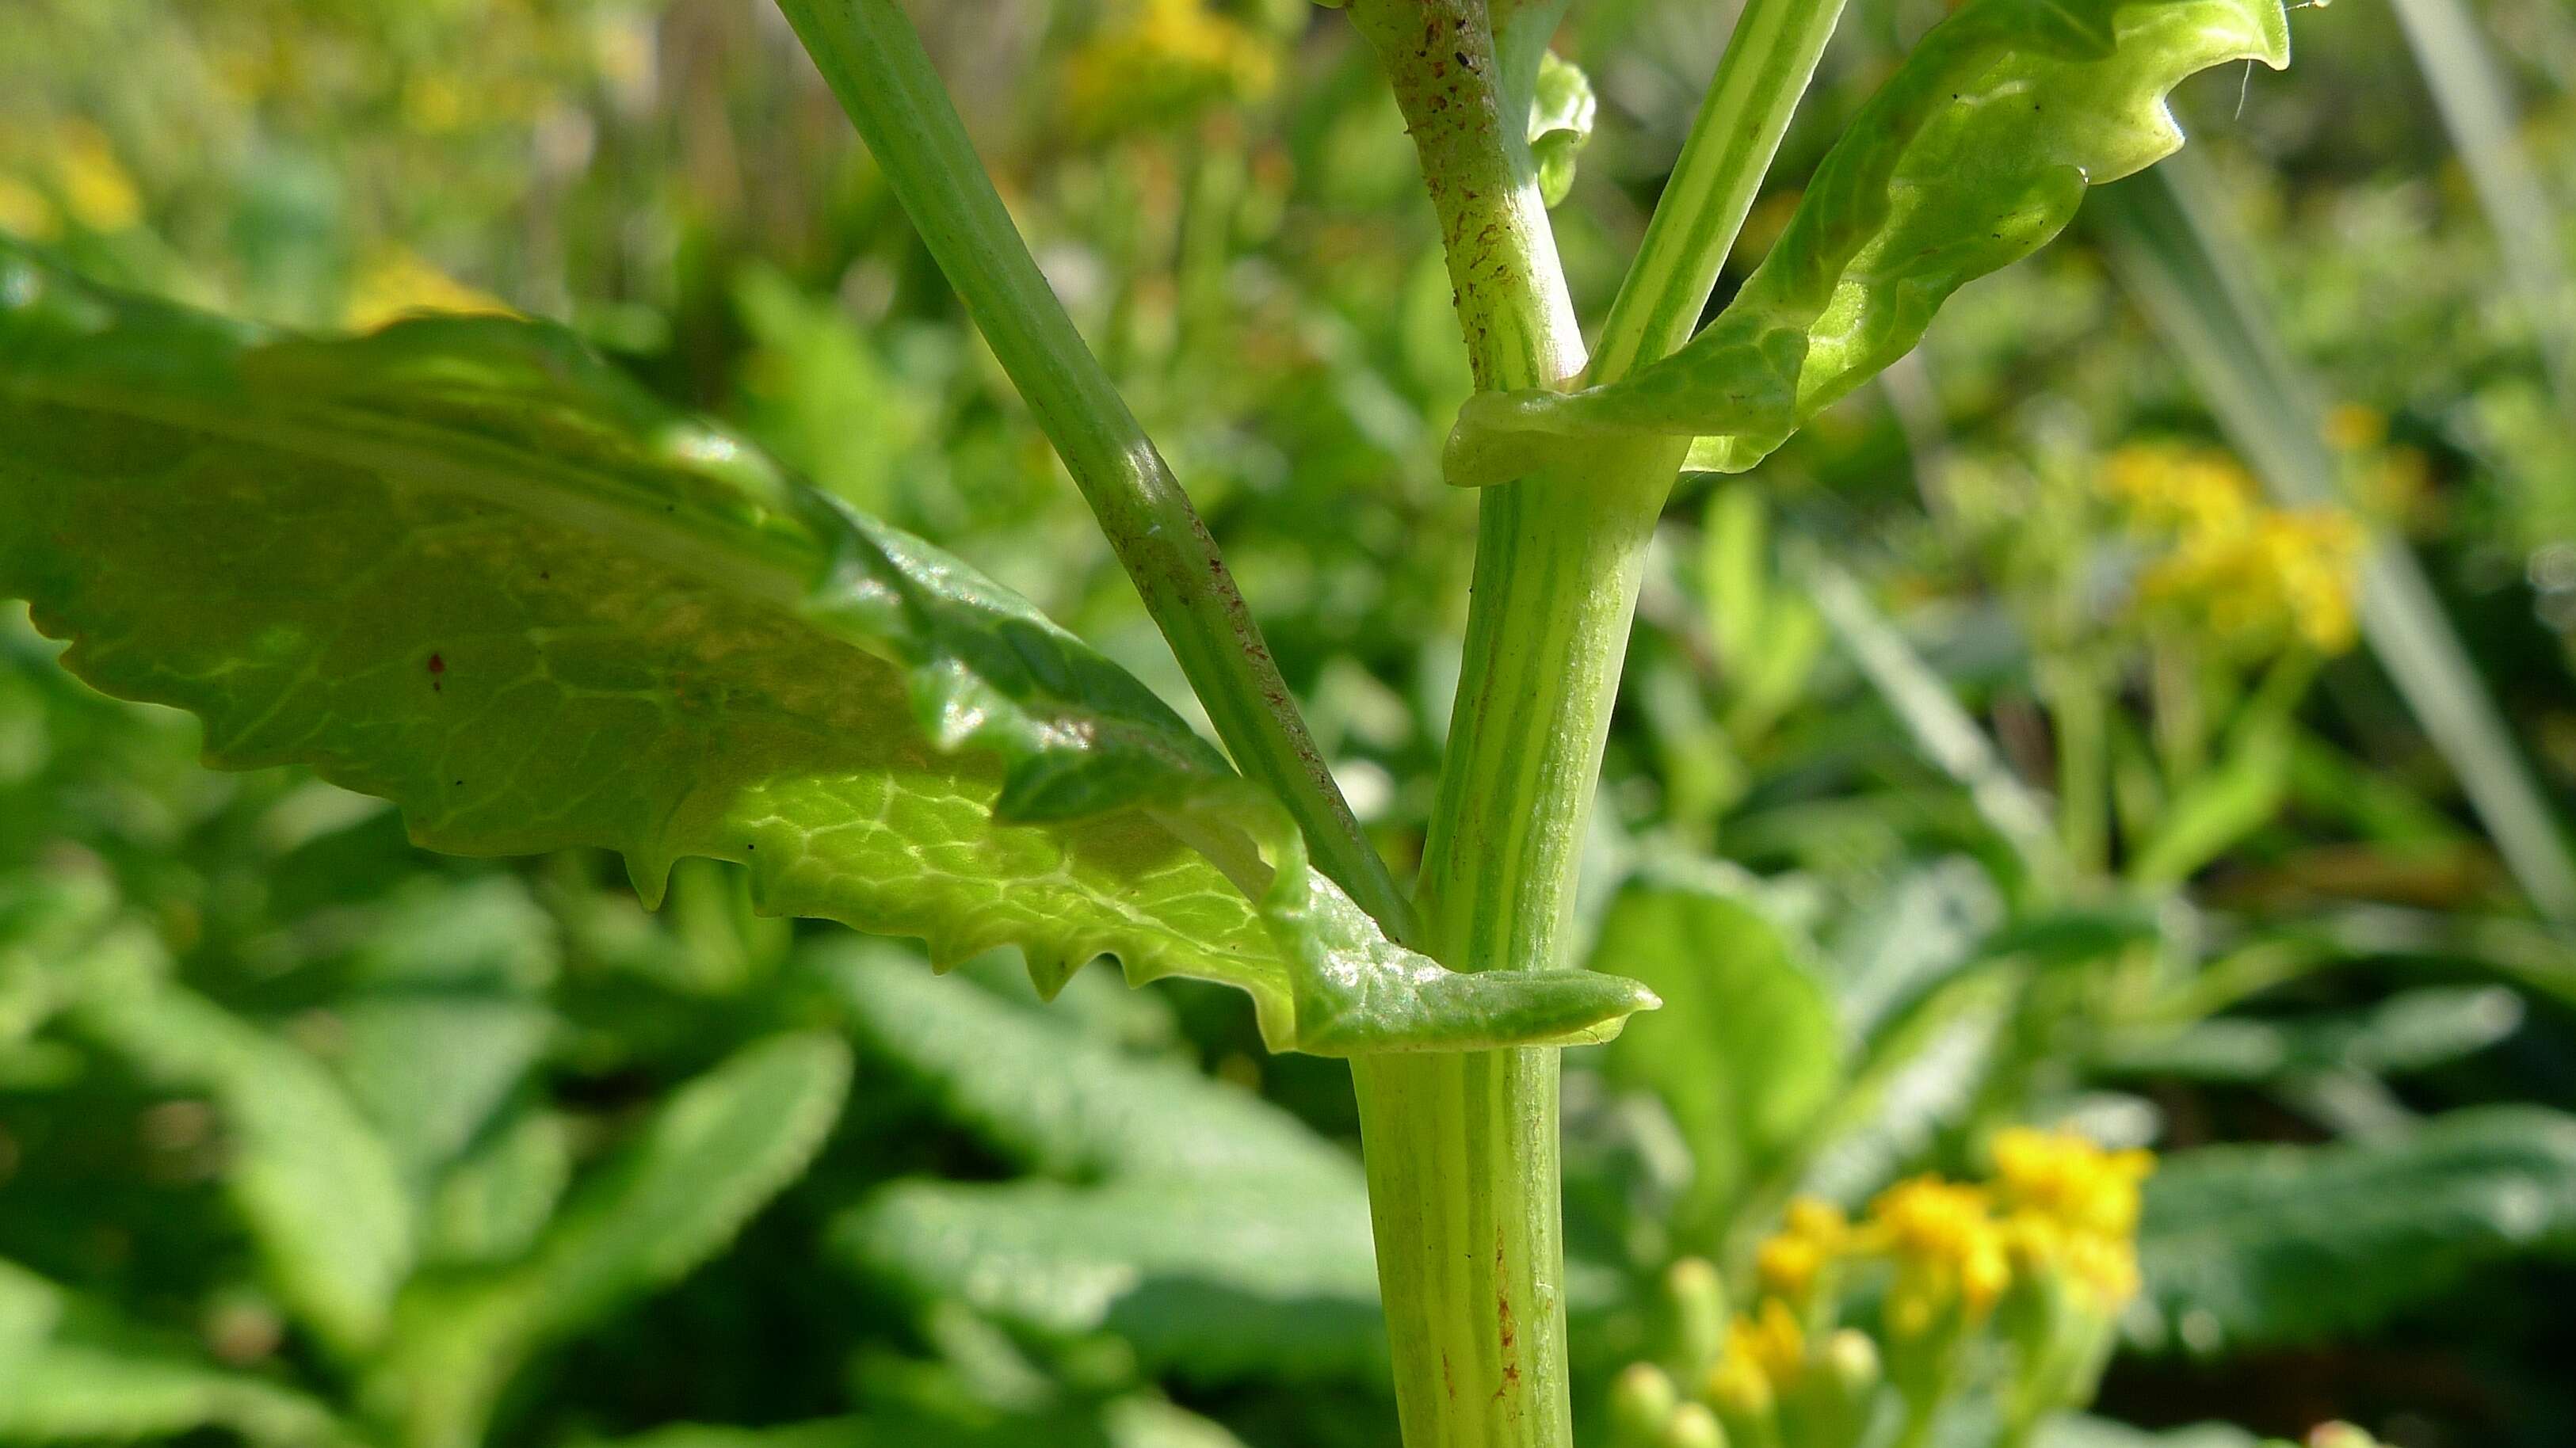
[
  {"x1": 2136, "y1": 1107, "x2": 2576, "y2": 1351},
  {"x1": 1589, "y1": 875, "x2": 1843, "y2": 1244},
  {"x1": 823, "y1": 947, "x2": 1385, "y2": 1384}
]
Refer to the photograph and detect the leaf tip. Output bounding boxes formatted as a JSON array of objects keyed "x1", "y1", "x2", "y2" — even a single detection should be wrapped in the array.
[{"x1": 623, "y1": 851, "x2": 675, "y2": 911}]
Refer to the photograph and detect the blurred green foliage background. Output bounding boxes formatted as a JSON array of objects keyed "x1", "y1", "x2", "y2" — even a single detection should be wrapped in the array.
[{"x1": 3, "y1": 2, "x2": 2575, "y2": 1446}]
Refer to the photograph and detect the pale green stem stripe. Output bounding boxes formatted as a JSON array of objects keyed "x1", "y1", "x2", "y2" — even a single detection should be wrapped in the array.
[
  {"x1": 1338, "y1": 0, "x2": 1618, "y2": 1438},
  {"x1": 1592, "y1": 0, "x2": 1853, "y2": 385},
  {"x1": 772, "y1": 0, "x2": 1411, "y2": 940},
  {"x1": 2094, "y1": 159, "x2": 2576, "y2": 924},
  {"x1": 1341, "y1": 0, "x2": 1856, "y2": 1438}
]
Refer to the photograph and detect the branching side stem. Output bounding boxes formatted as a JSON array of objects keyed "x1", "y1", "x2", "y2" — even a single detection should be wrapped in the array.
[{"x1": 775, "y1": 0, "x2": 1413, "y2": 940}]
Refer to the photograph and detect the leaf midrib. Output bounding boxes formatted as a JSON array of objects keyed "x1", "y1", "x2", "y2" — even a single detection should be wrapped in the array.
[{"x1": 1, "y1": 371, "x2": 834, "y2": 639}]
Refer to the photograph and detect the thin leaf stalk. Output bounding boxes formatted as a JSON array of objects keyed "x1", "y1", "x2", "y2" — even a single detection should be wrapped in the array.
[
  {"x1": 773, "y1": 0, "x2": 1412, "y2": 940},
  {"x1": 2387, "y1": 0, "x2": 2576, "y2": 410},
  {"x1": 2044, "y1": 655, "x2": 2111, "y2": 877},
  {"x1": 1590, "y1": 0, "x2": 1852, "y2": 382}
]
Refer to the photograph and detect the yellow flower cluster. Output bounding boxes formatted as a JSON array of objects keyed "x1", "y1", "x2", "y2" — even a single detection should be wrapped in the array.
[
  {"x1": 2098, "y1": 441, "x2": 2364, "y2": 654},
  {"x1": 1731, "y1": 1297, "x2": 1807, "y2": 1386},
  {"x1": 1858, "y1": 1176, "x2": 2013, "y2": 1337},
  {"x1": 0, "y1": 120, "x2": 144, "y2": 242},
  {"x1": 1729, "y1": 1131, "x2": 2154, "y2": 1355},
  {"x1": 343, "y1": 250, "x2": 517, "y2": 333},
  {"x1": 1704, "y1": 1297, "x2": 1880, "y2": 1438},
  {"x1": 1062, "y1": 0, "x2": 1279, "y2": 137},
  {"x1": 2102, "y1": 441, "x2": 2257, "y2": 536},
  {"x1": 1990, "y1": 1127, "x2": 2154, "y2": 1311},
  {"x1": 1755, "y1": 1196, "x2": 1848, "y2": 1304}
]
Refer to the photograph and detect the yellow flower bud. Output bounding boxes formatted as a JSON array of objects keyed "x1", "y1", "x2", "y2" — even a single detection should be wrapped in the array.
[
  {"x1": 50, "y1": 120, "x2": 140, "y2": 233},
  {"x1": 1756, "y1": 1234, "x2": 1825, "y2": 1303},
  {"x1": 1665, "y1": 1256, "x2": 1729, "y2": 1377},
  {"x1": 1661, "y1": 1402, "x2": 1729, "y2": 1448},
  {"x1": 1820, "y1": 1328, "x2": 1880, "y2": 1398},
  {"x1": 1706, "y1": 1352, "x2": 1774, "y2": 1420},
  {"x1": 0, "y1": 175, "x2": 60, "y2": 242},
  {"x1": 1611, "y1": 1362, "x2": 1682, "y2": 1445},
  {"x1": 1724, "y1": 1300, "x2": 1807, "y2": 1388}
]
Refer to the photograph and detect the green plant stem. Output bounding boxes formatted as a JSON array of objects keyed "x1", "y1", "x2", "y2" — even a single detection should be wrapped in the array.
[
  {"x1": 1338, "y1": 2, "x2": 1612, "y2": 1440},
  {"x1": 1591, "y1": 0, "x2": 1852, "y2": 380},
  {"x1": 772, "y1": 0, "x2": 1411, "y2": 940},
  {"x1": 1338, "y1": 0, "x2": 1851, "y2": 1438}
]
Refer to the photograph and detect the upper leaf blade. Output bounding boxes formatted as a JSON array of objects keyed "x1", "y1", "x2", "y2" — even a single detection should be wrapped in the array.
[
  {"x1": 0, "y1": 245, "x2": 1652, "y2": 1057},
  {"x1": 1444, "y1": 0, "x2": 2292, "y2": 486}
]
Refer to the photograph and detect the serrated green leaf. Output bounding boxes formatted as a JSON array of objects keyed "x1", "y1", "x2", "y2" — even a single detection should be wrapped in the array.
[
  {"x1": 423, "y1": 1107, "x2": 572, "y2": 1267},
  {"x1": 62, "y1": 939, "x2": 413, "y2": 1355},
  {"x1": 838, "y1": 1177, "x2": 1385, "y2": 1384},
  {"x1": 2135, "y1": 1106, "x2": 2576, "y2": 1350},
  {"x1": 819, "y1": 945, "x2": 1383, "y2": 1382},
  {"x1": 1824, "y1": 856, "x2": 2004, "y2": 1042},
  {"x1": 1799, "y1": 970, "x2": 2016, "y2": 1205},
  {"x1": 821, "y1": 943, "x2": 1353, "y2": 1186},
  {"x1": 516, "y1": 1031, "x2": 852, "y2": 1332},
  {"x1": 0, "y1": 244, "x2": 1654, "y2": 1057},
  {"x1": 0, "y1": 1262, "x2": 348, "y2": 1448},
  {"x1": 2097, "y1": 986, "x2": 2525, "y2": 1084},
  {"x1": 1444, "y1": 0, "x2": 2290, "y2": 486},
  {"x1": 1590, "y1": 876, "x2": 1842, "y2": 1244},
  {"x1": 368, "y1": 1032, "x2": 851, "y2": 1448},
  {"x1": 328, "y1": 878, "x2": 558, "y2": 1193}
]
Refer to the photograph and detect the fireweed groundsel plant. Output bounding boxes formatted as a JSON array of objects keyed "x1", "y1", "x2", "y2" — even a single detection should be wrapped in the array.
[{"x1": 0, "y1": 0, "x2": 2300, "y2": 1444}]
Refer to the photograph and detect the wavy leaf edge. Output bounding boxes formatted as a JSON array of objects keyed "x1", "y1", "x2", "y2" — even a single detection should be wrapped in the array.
[
  {"x1": 0, "y1": 245, "x2": 1654, "y2": 1058},
  {"x1": 1443, "y1": 0, "x2": 2292, "y2": 486}
]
